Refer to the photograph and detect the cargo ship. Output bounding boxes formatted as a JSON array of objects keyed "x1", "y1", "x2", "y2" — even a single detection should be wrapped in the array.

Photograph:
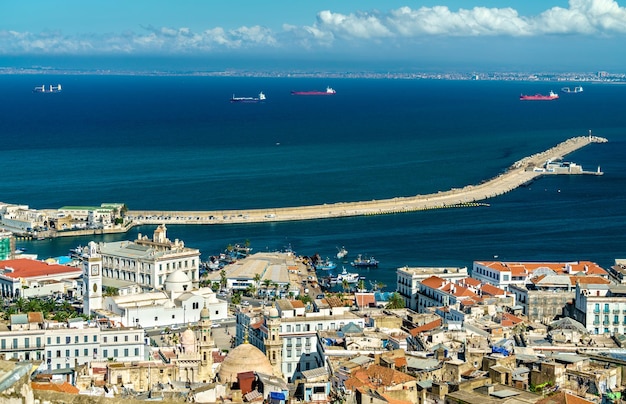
[
  {"x1": 291, "y1": 87, "x2": 336, "y2": 96},
  {"x1": 230, "y1": 92, "x2": 266, "y2": 103},
  {"x1": 33, "y1": 84, "x2": 62, "y2": 93},
  {"x1": 519, "y1": 91, "x2": 559, "y2": 101}
]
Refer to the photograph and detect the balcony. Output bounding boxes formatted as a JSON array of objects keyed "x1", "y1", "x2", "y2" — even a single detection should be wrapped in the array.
[
  {"x1": 614, "y1": 310, "x2": 621, "y2": 314},
  {"x1": 593, "y1": 309, "x2": 600, "y2": 314},
  {"x1": 603, "y1": 321, "x2": 610, "y2": 326}
]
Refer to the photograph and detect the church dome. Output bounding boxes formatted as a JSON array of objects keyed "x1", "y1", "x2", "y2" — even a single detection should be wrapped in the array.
[
  {"x1": 164, "y1": 270, "x2": 192, "y2": 293},
  {"x1": 218, "y1": 342, "x2": 274, "y2": 383},
  {"x1": 180, "y1": 329, "x2": 196, "y2": 353}
]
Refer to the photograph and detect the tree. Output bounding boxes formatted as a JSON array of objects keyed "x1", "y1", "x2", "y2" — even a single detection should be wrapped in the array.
[
  {"x1": 253, "y1": 274, "x2": 262, "y2": 297},
  {"x1": 245, "y1": 284, "x2": 256, "y2": 297},
  {"x1": 262, "y1": 279, "x2": 272, "y2": 298},
  {"x1": 104, "y1": 286, "x2": 118, "y2": 297},
  {"x1": 220, "y1": 270, "x2": 227, "y2": 289},
  {"x1": 231, "y1": 292, "x2": 242, "y2": 305},
  {"x1": 357, "y1": 279, "x2": 366, "y2": 292},
  {"x1": 341, "y1": 279, "x2": 350, "y2": 293},
  {"x1": 385, "y1": 292, "x2": 405, "y2": 310}
]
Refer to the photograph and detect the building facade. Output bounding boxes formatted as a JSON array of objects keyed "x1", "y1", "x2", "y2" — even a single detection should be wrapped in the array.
[
  {"x1": 396, "y1": 266, "x2": 468, "y2": 311},
  {"x1": 95, "y1": 225, "x2": 200, "y2": 291}
]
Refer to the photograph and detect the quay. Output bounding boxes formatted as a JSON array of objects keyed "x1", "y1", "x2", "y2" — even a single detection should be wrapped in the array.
[{"x1": 125, "y1": 135, "x2": 607, "y2": 226}]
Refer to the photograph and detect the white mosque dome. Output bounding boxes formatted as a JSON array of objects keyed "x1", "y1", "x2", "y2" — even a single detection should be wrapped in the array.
[{"x1": 164, "y1": 270, "x2": 192, "y2": 293}]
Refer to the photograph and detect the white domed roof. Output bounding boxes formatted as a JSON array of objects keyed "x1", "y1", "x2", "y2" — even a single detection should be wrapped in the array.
[
  {"x1": 164, "y1": 270, "x2": 192, "y2": 293},
  {"x1": 269, "y1": 307, "x2": 279, "y2": 318}
]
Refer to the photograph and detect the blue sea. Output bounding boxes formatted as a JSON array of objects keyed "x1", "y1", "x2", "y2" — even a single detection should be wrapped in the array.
[{"x1": 1, "y1": 75, "x2": 625, "y2": 291}]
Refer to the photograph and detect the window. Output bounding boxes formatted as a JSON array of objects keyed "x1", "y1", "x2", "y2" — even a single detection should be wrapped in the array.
[
  {"x1": 74, "y1": 336, "x2": 79, "y2": 343},
  {"x1": 75, "y1": 349, "x2": 79, "y2": 357},
  {"x1": 114, "y1": 336, "x2": 118, "y2": 342},
  {"x1": 135, "y1": 348, "x2": 139, "y2": 356},
  {"x1": 36, "y1": 337, "x2": 41, "y2": 348},
  {"x1": 104, "y1": 337, "x2": 108, "y2": 343},
  {"x1": 114, "y1": 349, "x2": 118, "y2": 357},
  {"x1": 84, "y1": 336, "x2": 88, "y2": 343},
  {"x1": 125, "y1": 336, "x2": 128, "y2": 342},
  {"x1": 56, "y1": 337, "x2": 60, "y2": 344},
  {"x1": 135, "y1": 335, "x2": 139, "y2": 342},
  {"x1": 65, "y1": 349, "x2": 70, "y2": 357},
  {"x1": 93, "y1": 336, "x2": 97, "y2": 342},
  {"x1": 47, "y1": 337, "x2": 51, "y2": 345},
  {"x1": 56, "y1": 350, "x2": 61, "y2": 358},
  {"x1": 103, "y1": 349, "x2": 108, "y2": 357}
]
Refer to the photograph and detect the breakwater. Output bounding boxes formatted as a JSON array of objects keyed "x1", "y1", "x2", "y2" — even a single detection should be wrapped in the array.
[{"x1": 125, "y1": 136, "x2": 607, "y2": 226}]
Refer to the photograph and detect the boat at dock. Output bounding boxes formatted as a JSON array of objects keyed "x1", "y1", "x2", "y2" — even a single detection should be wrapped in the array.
[
  {"x1": 561, "y1": 86, "x2": 583, "y2": 94},
  {"x1": 291, "y1": 87, "x2": 336, "y2": 96},
  {"x1": 230, "y1": 92, "x2": 266, "y2": 103},
  {"x1": 314, "y1": 257, "x2": 337, "y2": 271},
  {"x1": 520, "y1": 91, "x2": 559, "y2": 101},
  {"x1": 330, "y1": 267, "x2": 360, "y2": 284},
  {"x1": 351, "y1": 254, "x2": 379, "y2": 268},
  {"x1": 33, "y1": 84, "x2": 62, "y2": 93}
]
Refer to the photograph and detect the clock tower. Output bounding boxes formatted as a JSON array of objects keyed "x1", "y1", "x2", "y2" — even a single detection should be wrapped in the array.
[{"x1": 83, "y1": 241, "x2": 103, "y2": 316}]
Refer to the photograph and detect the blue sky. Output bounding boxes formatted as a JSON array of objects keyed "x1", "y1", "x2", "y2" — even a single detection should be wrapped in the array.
[{"x1": 2, "y1": 0, "x2": 625, "y2": 71}]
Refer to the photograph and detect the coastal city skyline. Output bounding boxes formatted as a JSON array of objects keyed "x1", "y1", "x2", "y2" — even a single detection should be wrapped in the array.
[{"x1": 3, "y1": 0, "x2": 626, "y2": 71}]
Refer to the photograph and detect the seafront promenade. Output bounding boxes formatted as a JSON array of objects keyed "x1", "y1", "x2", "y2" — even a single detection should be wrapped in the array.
[{"x1": 126, "y1": 135, "x2": 607, "y2": 226}]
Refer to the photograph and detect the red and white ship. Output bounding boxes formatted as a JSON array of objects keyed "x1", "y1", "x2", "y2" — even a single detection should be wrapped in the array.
[
  {"x1": 291, "y1": 86, "x2": 336, "y2": 96},
  {"x1": 519, "y1": 91, "x2": 559, "y2": 101}
]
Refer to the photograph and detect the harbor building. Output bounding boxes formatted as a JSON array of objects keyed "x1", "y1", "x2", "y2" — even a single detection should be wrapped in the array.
[
  {"x1": 471, "y1": 260, "x2": 608, "y2": 291},
  {"x1": 82, "y1": 241, "x2": 227, "y2": 328},
  {"x1": 93, "y1": 225, "x2": 201, "y2": 291},
  {"x1": 396, "y1": 266, "x2": 468, "y2": 311},
  {"x1": 0, "y1": 259, "x2": 82, "y2": 299}
]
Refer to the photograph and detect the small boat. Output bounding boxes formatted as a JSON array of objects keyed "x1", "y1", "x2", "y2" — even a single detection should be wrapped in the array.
[
  {"x1": 561, "y1": 86, "x2": 584, "y2": 94},
  {"x1": 315, "y1": 258, "x2": 337, "y2": 271},
  {"x1": 291, "y1": 87, "x2": 336, "y2": 96},
  {"x1": 33, "y1": 84, "x2": 62, "y2": 93},
  {"x1": 351, "y1": 254, "x2": 379, "y2": 268},
  {"x1": 330, "y1": 267, "x2": 360, "y2": 284},
  {"x1": 519, "y1": 91, "x2": 559, "y2": 101},
  {"x1": 230, "y1": 92, "x2": 266, "y2": 103},
  {"x1": 336, "y1": 246, "x2": 348, "y2": 260}
]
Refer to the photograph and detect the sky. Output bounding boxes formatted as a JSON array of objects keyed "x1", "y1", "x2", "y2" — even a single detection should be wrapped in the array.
[{"x1": 2, "y1": 0, "x2": 625, "y2": 71}]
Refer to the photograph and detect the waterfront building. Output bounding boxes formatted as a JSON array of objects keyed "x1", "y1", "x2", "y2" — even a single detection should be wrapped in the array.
[
  {"x1": 94, "y1": 225, "x2": 200, "y2": 291},
  {"x1": 0, "y1": 259, "x2": 82, "y2": 299},
  {"x1": 471, "y1": 260, "x2": 608, "y2": 291},
  {"x1": 81, "y1": 240, "x2": 227, "y2": 328},
  {"x1": 396, "y1": 266, "x2": 468, "y2": 311},
  {"x1": 573, "y1": 282, "x2": 626, "y2": 335},
  {"x1": 416, "y1": 275, "x2": 481, "y2": 314},
  {"x1": 0, "y1": 203, "x2": 46, "y2": 234},
  {"x1": 204, "y1": 252, "x2": 298, "y2": 298}
]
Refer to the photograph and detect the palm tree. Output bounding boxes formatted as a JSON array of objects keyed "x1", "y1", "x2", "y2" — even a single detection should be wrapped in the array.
[
  {"x1": 245, "y1": 284, "x2": 256, "y2": 297},
  {"x1": 253, "y1": 274, "x2": 262, "y2": 297},
  {"x1": 341, "y1": 279, "x2": 350, "y2": 293},
  {"x1": 272, "y1": 283, "x2": 279, "y2": 299},
  {"x1": 15, "y1": 297, "x2": 26, "y2": 313},
  {"x1": 357, "y1": 280, "x2": 366, "y2": 292},
  {"x1": 385, "y1": 292, "x2": 405, "y2": 309},
  {"x1": 220, "y1": 270, "x2": 227, "y2": 290}
]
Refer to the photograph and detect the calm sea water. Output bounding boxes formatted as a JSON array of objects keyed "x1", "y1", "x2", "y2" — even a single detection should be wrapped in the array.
[{"x1": 1, "y1": 75, "x2": 625, "y2": 290}]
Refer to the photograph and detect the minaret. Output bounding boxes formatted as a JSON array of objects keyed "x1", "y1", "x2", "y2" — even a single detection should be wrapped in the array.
[
  {"x1": 83, "y1": 241, "x2": 103, "y2": 316},
  {"x1": 197, "y1": 303, "x2": 214, "y2": 381},
  {"x1": 264, "y1": 304, "x2": 283, "y2": 378}
]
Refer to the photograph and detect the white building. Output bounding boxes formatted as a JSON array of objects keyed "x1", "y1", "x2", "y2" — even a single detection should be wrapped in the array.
[
  {"x1": 94, "y1": 225, "x2": 201, "y2": 291},
  {"x1": 0, "y1": 259, "x2": 82, "y2": 299},
  {"x1": 83, "y1": 241, "x2": 227, "y2": 328},
  {"x1": 0, "y1": 313, "x2": 145, "y2": 372},
  {"x1": 396, "y1": 266, "x2": 468, "y2": 311},
  {"x1": 471, "y1": 260, "x2": 608, "y2": 291},
  {"x1": 573, "y1": 283, "x2": 626, "y2": 335}
]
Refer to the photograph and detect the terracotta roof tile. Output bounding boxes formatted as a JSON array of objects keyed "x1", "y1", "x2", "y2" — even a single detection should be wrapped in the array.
[
  {"x1": 0, "y1": 259, "x2": 81, "y2": 279},
  {"x1": 420, "y1": 276, "x2": 446, "y2": 289},
  {"x1": 409, "y1": 318, "x2": 442, "y2": 336},
  {"x1": 32, "y1": 382, "x2": 79, "y2": 394}
]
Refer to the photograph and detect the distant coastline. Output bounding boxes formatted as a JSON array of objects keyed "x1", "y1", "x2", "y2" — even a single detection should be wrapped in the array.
[{"x1": 1, "y1": 66, "x2": 625, "y2": 83}]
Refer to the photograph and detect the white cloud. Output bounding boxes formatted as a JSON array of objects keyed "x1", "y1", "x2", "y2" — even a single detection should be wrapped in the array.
[{"x1": 0, "y1": 0, "x2": 625, "y2": 55}]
